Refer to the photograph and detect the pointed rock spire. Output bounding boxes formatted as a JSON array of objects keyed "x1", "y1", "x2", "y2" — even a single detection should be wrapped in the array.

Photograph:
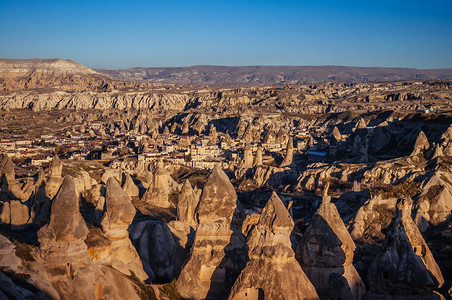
[
  {"x1": 122, "y1": 173, "x2": 139, "y2": 198},
  {"x1": 368, "y1": 197, "x2": 444, "y2": 296},
  {"x1": 229, "y1": 192, "x2": 318, "y2": 300},
  {"x1": 38, "y1": 176, "x2": 88, "y2": 242},
  {"x1": 279, "y1": 137, "x2": 294, "y2": 167},
  {"x1": 0, "y1": 153, "x2": 15, "y2": 181},
  {"x1": 142, "y1": 160, "x2": 171, "y2": 208},
  {"x1": 243, "y1": 144, "x2": 253, "y2": 169},
  {"x1": 258, "y1": 191, "x2": 294, "y2": 231},
  {"x1": 332, "y1": 126, "x2": 341, "y2": 143},
  {"x1": 297, "y1": 190, "x2": 365, "y2": 299},
  {"x1": 355, "y1": 118, "x2": 367, "y2": 130},
  {"x1": 322, "y1": 182, "x2": 331, "y2": 203},
  {"x1": 101, "y1": 177, "x2": 136, "y2": 237},
  {"x1": 177, "y1": 165, "x2": 247, "y2": 299},
  {"x1": 440, "y1": 124, "x2": 452, "y2": 144},
  {"x1": 177, "y1": 180, "x2": 198, "y2": 226},
  {"x1": 254, "y1": 146, "x2": 263, "y2": 167},
  {"x1": 414, "y1": 171, "x2": 452, "y2": 231},
  {"x1": 411, "y1": 130, "x2": 430, "y2": 156},
  {"x1": 196, "y1": 165, "x2": 239, "y2": 224}
]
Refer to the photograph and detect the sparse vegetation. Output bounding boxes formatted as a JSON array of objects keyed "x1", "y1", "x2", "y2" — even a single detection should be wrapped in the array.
[
  {"x1": 127, "y1": 271, "x2": 158, "y2": 300},
  {"x1": 370, "y1": 180, "x2": 420, "y2": 199},
  {"x1": 84, "y1": 225, "x2": 111, "y2": 248},
  {"x1": 159, "y1": 280, "x2": 182, "y2": 300},
  {"x1": 13, "y1": 242, "x2": 36, "y2": 262}
]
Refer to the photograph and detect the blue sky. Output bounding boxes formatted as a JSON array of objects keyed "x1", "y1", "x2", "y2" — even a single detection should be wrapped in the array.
[{"x1": 1, "y1": 0, "x2": 451, "y2": 69}]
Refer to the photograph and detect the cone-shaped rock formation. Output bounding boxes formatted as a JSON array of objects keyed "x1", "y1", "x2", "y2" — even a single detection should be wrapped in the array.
[
  {"x1": 367, "y1": 197, "x2": 444, "y2": 298},
  {"x1": 122, "y1": 173, "x2": 139, "y2": 198},
  {"x1": 98, "y1": 177, "x2": 147, "y2": 280},
  {"x1": 411, "y1": 130, "x2": 430, "y2": 156},
  {"x1": 177, "y1": 180, "x2": 198, "y2": 226},
  {"x1": 142, "y1": 160, "x2": 171, "y2": 208},
  {"x1": 230, "y1": 192, "x2": 319, "y2": 300},
  {"x1": 297, "y1": 185, "x2": 365, "y2": 300},
  {"x1": 280, "y1": 137, "x2": 294, "y2": 167},
  {"x1": 177, "y1": 165, "x2": 247, "y2": 299},
  {"x1": 38, "y1": 176, "x2": 88, "y2": 243}
]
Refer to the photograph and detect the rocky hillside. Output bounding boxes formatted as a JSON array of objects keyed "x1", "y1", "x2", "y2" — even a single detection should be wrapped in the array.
[
  {"x1": 97, "y1": 65, "x2": 452, "y2": 85},
  {"x1": 0, "y1": 58, "x2": 98, "y2": 75}
]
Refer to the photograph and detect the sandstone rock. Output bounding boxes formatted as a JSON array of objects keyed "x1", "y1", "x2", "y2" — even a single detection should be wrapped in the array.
[
  {"x1": 48, "y1": 155, "x2": 63, "y2": 178},
  {"x1": 142, "y1": 160, "x2": 172, "y2": 208},
  {"x1": 230, "y1": 192, "x2": 319, "y2": 300},
  {"x1": 101, "y1": 177, "x2": 136, "y2": 238},
  {"x1": 0, "y1": 201, "x2": 10, "y2": 225},
  {"x1": 349, "y1": 195, "x2": 397, "y2": 240},
  {"x1": 130, "y1": 220, "x2": 177, "y2": 282},
  {"x1": 276, "y1": 128, "x2": 289, "y2": 145},
  {"x1": 297, "y1": 185, "x2": 365, "y2": 300},
  {"x1": 177, "y1": 166, "x2": 247, "y2": 299},
  {"x1": 37, "y1": 176, "x2": 142, "y2": 300},
  {"x1": 440, "y1": 124, "x2": 452, "y2": 144},
  {"x1": 38, "y1": 176, "x2": 89, "y2": 243},
  {"x1": 243, "y1": 144, "x2": 253, "y2": 169},
  {"x1": 0, "y1": 154, "x2": 27, "y2": 202},
  {"x1": 0, "y1": 234, "x2": 21, "y2": 270},
  {"x1": 168, "y1": 220, "x2": 195, "y2": 277},
  {"x1": 280, "y1": 137, "x2": 294, "y2": 167},
  {"x1": 101, "y1": 168, "x2": 122, "y2": 185},
  {"x1": 44, "y1": 156, "x2": 64, "y2": 200},
  {"x1": 177, "y1": 180, "x2": 198, "y2": 226},
  {"x1": 122, "y1": 173, "x2": 139, "y2": 198},
  {"x1": 332, "y1": 126, "x2": 342, "y2": 143},
  {"x1": 92, "y1": 177, "x2": 147, "y2": 280},
  {"x1": 411, "y1": 130, "x2": 430, "y2": 156},
  {"x1": 9, "y1": 200, "x2": 31, "y2": 230},
  {"x1": 368, "y1": 198, "x2": 444, "y2": 297},
  {"x1": 414, "y1": 171, "x2": 452, "y2": 231},
  {"x1": 370, "y1": 125, "x2": 391, "y2": 153},
  {"x1": 355, "y1": 118, "x2": 367, "y2": 130},
  {"x1": 254, "y1": 146, "x2": 263, "y2": 166}
]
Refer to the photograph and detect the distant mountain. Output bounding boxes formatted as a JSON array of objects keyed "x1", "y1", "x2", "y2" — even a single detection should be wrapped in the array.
[
  {"x1": 0, "y1": 58, "x2": 98, "y2": 75},
  {"x1": 96, "y1": 65, "x2": 452, "y2": 85}
]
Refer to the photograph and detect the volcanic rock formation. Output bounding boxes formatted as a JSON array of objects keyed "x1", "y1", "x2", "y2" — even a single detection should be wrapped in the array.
[
  {"x1": 95, "y1": 177, "x2": 147, "y2": 280},
  {"x1": 37, "y1": 176, "x2": 141, "y2": 299},
  {"x1": 142, "y1": 160, "x2": 172, "y2": 208},
  {"x1": 177, "y1": 166, "x2": 248, "y2": 299},
  {"x1": 297, "y1": 184, "x2": 366, "y2": 300},
  {"x1": 229, "y1": 192, "x2": 319, "y2": 300},
  {"x1": 280, "y1": 137, "x2": 294, "y2": 167},
  {"x1": 367, "y1": 197, "x2": 444, "y2": 298},
  {"x1": 177, "y1": 180, "x2": 199, "y2": 227}
]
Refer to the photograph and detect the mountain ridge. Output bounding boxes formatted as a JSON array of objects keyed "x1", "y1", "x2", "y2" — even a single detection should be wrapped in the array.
[{"x1": 95, "y1": 64, "x2": 452, "y2": 85}]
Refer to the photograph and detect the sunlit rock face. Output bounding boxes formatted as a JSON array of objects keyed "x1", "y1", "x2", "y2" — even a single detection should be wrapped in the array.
[
  {"x1": 229, "y1": 192, "x2": 319, "y2": 300},
  {"x1": 36, "y1": 176, "x2": 141, "y2": 299},
  {"x1": 38, "y1": 176, "x2": 89, "y2": 245},
  {"x1": 142, "y1": 159, "x2": 172, "y2": 208},
  {"x1": 279, "y1": 137, "x2": 294, "y2": 167},
  {"x1": 297, "y1": 186, "x2": 365, "y2": 300},
  {"x1": 0, "y1": 153, "x2": 28, "y2": 202},
  {"x1": 367, "y1": 198, "x2": 444, "y2": 299},
  {"x1": 91, "y1": 177, "x2": 148, "y2": 280},
  {"x1": 414, "y1": 171, "x2": 452, "y2": 232},
  {"x1": 411, "y1": 130, "x2": 430, "y2": 156},
  {"x1": 177, "y1": 166, "x2": 248, "y2": 300},
  {"x1": 122, "y1": 173, "x2": 139, "y2": 198},
  {"x1": 177, "y1": 179, "x2": 199, "y2": 227}
]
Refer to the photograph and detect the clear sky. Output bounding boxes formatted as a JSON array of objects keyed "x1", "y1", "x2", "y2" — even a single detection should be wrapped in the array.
[{"x1": 1, "y1": 0, "x2": 451, "y2": 69}]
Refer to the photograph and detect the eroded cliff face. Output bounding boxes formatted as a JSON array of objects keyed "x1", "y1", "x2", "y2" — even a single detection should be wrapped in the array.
[{"x1": 1, "y1": 65, "x2": 451, "y2": 114}]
